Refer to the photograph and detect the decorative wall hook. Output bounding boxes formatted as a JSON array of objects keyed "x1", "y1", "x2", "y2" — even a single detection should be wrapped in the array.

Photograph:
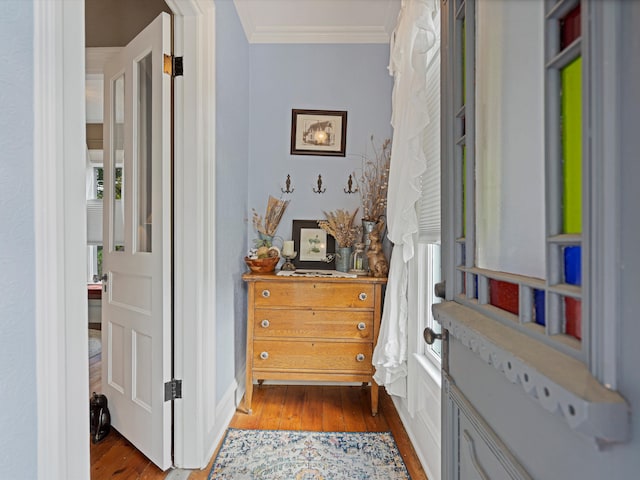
[
  {"x1": 313, "y1": 174, "x2": 326, "y2": 194},
  {"x1": 344, "y1": 174, "x2": 359, "y2": 194},
  {"x1": 281, "y1": 174, "x2": 295, "y2": 194}
]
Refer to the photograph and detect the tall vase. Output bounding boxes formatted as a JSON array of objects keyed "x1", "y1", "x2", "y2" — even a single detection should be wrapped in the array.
[
  {"x1": 335, "y1": 246, "x2": 353, "y2": 273},
  {"x1": 361, "y1": 220, "x2": 377, "y2": 273}
]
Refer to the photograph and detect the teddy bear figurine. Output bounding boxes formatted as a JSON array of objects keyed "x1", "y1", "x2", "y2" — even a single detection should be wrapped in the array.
[{"x1": 366, "y1": 223, "x2": 389, "y2": 278}]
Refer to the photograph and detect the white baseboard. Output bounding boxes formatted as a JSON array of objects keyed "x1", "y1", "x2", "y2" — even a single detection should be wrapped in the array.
[
  {"x1": 200, "y1": 380, "x2": 237, "y2": 469},
  {"x1": 391, "y1": 394, "x2": 441, "y2": 480}
]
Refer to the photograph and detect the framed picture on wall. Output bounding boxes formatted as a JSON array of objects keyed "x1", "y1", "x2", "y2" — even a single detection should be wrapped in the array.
[
  {"x1": 292, "y1": 219, "x2": 336, "y2": 270},
  {"x1": 290, "y1": 109, "x2": 347, "y2": 156}
]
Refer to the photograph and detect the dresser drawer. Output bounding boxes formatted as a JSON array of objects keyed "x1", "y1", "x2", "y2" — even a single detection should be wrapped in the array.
[
  {"x1": 253, "y1": 309, "x2": 373, "y2": 340},
  {"x1": 253, "y1": 281, "x2": 375, "y2": 309},
  {"x1": 252, "y1": 340, "x2": 373, "y2": 373}
]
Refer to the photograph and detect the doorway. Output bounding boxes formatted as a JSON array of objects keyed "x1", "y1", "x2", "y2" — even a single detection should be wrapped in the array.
[
  {"x1": 85, "y1": 1, "x2": 173, "y2": 472},
  {"x1": 35, "y1": 1, "x2": 219, "y2": 477}
]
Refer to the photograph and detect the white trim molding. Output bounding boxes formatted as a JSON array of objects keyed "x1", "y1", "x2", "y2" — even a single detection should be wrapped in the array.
[
  {"x1": 165, "y1": 0, "x2": 218, "y2": 469},
  {"x1": 34, "y1": 1, "x2": 90, "y2": 479},
  {"x1": 434, "y1": 301, "x2": 630, "y2": 447},
  {"x1": 244, "y1": 25, "x2": 392, "y2": 44},
  {"x1": 233, "y1": 0, "x2": 399, "y2": 44}
]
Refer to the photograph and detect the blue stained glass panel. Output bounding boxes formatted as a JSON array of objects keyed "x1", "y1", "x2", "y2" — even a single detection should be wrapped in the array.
[
  {"x1": 564, "y1": 246, "x2": 582, "y2": 286},
  {"x1": 534, "y1": 289, "x2": 546, "y2": 326}
]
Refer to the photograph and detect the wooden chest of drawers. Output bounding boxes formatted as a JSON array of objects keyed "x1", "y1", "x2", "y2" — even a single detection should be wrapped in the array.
[{"x1": 242, "y1": 272, "x2": 387, "y2": 415}]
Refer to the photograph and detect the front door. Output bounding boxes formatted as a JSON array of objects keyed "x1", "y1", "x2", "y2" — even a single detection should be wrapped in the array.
[{"x1": 101, "y1": 12, "x2": 172, "y2": 470}]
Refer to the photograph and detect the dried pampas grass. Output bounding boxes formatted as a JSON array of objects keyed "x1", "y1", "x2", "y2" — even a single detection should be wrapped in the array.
[
  {"x1": 317, "y1": 208, "x2": 362, "y2": 248},
  {"x1": 252, "y1": 195, "x2": 290, "y2": 237},
  {"x1": 356, "y1": 136, "x2": 391, "y2": 222}
]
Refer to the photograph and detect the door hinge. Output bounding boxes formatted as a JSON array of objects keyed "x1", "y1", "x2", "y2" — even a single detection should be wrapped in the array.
[
  {"x1": 163, "y1": 55, "x2": 184, "y2": 77},
  {"x1": 164, "y1": 379, "x2": 183, "y2": 401}
]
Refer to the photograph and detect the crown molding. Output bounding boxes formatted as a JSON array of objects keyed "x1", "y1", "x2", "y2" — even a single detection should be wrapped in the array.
[
  {"x1": 247, "y1": 25, "x2": 392, "y2": 44},
  {"x1": 233, "y1": 0, "x2": 398, "y2": 44}
]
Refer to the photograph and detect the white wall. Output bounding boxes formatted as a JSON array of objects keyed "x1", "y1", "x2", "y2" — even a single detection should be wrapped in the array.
[{"x1": 0, "y1": 1, "x2": 38, "y2": 477}]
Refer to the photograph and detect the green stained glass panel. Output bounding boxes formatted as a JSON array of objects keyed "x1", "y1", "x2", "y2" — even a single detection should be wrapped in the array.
[{"x1": 562, "y1": 57, "x2": 582, "y2": 234}]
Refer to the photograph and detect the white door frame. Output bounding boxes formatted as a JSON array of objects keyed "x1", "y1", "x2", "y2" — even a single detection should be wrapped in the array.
[
  {"x1": 164, "y1": 0, "x2": 220, "y2": 469},
  {"x1": 34, "y1": 1, "x2": 217, "y2": 477}
]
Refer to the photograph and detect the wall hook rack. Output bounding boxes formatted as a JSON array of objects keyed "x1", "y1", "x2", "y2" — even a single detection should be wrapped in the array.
[
  {"x1": 281, "y1": 174, "x2": 294, "y2": 194},
  {"x1": 313, "y1": 174, "x2": 326, "y2": 194},
  {"x1": 344, "y1": 174, "x2": 358, "y2": 194}
]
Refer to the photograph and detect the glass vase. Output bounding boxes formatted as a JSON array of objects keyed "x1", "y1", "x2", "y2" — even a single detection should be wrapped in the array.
[{"x1": 349, "y1": 243, "x2": 367, "y2": 276}]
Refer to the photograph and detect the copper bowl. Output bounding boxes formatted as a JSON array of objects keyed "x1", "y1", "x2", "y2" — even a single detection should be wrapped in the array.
[{"x1": 244, "y1": 256, "x2": 279, "y2": 273}]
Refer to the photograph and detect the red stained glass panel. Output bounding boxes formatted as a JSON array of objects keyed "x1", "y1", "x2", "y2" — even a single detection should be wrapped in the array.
[
  {"x1": 565, "y1": 297, "x2": 582, "y2": 340},
  {"x1": 560, "y1": 5, "x2": 581, "y2": 50},
  {"x1": 489, "y1": 280, "x2": 519, "y2": 316}
]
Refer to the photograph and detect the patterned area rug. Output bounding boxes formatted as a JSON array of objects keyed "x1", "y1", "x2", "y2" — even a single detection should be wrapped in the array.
[{"x1": 208, "y1": 429, "x2": 411, "y2": 479}]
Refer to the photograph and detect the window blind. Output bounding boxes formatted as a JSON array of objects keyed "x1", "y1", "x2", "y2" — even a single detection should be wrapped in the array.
[
  {"x1": 418, "y1": 46, "x2": 441, "y2": 243},
  {"x1": 87, "y1": 199, "x2": 124, "y2": 245}
]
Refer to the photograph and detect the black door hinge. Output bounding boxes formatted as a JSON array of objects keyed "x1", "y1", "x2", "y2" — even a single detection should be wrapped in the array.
[
  {"x1": 164, "y1": 379, "x2": 183, "y2": 401},
  {"x1": 163, "y1": 55, "x2": 184, "y2": 77},
  {"x1": 173, "y1": 56, "x2": 183, "y2": 77}
]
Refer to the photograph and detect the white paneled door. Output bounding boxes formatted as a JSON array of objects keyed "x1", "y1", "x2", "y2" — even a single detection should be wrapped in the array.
[{"x1": 101, "y1": 12, "x2": 173, "y2": 471}]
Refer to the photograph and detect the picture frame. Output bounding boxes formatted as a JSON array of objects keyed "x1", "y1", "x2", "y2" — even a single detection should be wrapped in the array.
[
  {"x1": 290, "y1": 109, "x2": 347, "y2": 156},
  {"x1": 292, "y1": 219, "x2": 336, "y2": 270}
]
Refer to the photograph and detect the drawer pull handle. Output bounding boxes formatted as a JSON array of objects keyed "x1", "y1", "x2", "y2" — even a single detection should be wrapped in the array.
[
  {"x1": 356, "y1": 353, "x2": 365, "y2": 362},
  {"x1": 357, "y1": 322, "x2": 367, "y2": 331},
  {"x1": 358, "y1": 292, "x2": 367, "y2": 301},
  {"x1": 260, "y1": 351, "x2": 269, "y2": 360},
  {"x1": 261, "y1": 319, "x2": 270, "y2": 328},
  {"x1": 261, "y1": 289, "x2": 270, "y2": 298}
]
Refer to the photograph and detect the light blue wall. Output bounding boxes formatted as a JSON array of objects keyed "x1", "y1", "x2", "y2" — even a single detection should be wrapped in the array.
[
  {"x1": 215, "y1": 6, "x2": 393, "y2": 403},
  {"x1": 215, "y1": 0, "x2": 250, "y2": 402},
  {"x1": 248, "y1": 43, "x2": 393, "y2": 243},
  {"x1": 0, "y1": 1, "x2": 37, "y2": 477}
]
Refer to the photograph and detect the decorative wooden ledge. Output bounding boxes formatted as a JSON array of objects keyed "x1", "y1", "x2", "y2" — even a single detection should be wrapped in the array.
[{"x1": 433, "y1": 301, "x2": 630, "y2": 447}]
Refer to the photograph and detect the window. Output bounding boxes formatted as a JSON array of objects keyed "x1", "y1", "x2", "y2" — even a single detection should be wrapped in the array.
[
  {"x1": 86, "y1": 150, "x2": 102, "y2": 283},
  {"x1": 544, "y1": 0, "x2": 584, "y2": 349},
  {"x1": 86, "y1": 149, "x2": 123, "y2": 282},
  {"x1": 417, "y1": 11, "x2": 442, "y2": 362},
  {"x1": 438, "y1": 0, "x2": 628, "y2": 443},
  {"x1": 444, "y1": 0, "x2": 587, "y2": 362}
]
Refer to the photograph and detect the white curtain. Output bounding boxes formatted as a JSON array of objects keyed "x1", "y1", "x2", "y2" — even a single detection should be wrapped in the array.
[{"x1": 373, "y1": 0, "x2": 439, "y2": 397}]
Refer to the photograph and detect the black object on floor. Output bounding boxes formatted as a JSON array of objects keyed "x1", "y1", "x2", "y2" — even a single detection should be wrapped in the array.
[{"x1": 90, "y1": 392, "x2": 111, "y2": 444}]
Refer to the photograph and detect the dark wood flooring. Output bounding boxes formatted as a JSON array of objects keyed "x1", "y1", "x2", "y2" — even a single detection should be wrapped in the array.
[{"x1": 90, "y1": 354, "x2": 428, "y2": 480}]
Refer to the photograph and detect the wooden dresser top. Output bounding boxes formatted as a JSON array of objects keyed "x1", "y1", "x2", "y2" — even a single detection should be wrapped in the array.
[{"x1": 242, "y1": 271, "x2": 387, "y2": 285}]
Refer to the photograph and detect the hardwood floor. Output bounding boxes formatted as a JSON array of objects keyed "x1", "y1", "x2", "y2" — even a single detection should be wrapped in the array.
[{"x1": 90, "y1": 355, "x2": 428, "y2": 480}]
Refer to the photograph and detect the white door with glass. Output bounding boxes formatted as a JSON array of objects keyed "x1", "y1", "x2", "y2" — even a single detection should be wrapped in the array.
[{"x1": 101, "y1": 12, "x2": 172, "y2": 470}]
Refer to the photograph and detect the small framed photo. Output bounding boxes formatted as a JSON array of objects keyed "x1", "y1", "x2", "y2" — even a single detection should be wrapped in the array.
[
  {"x1": 290, "y1": 109, "x2": 347, "y2": 156},
  {"x1": 292, "y1": 219, "x2": 336, "y2": 270}
]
